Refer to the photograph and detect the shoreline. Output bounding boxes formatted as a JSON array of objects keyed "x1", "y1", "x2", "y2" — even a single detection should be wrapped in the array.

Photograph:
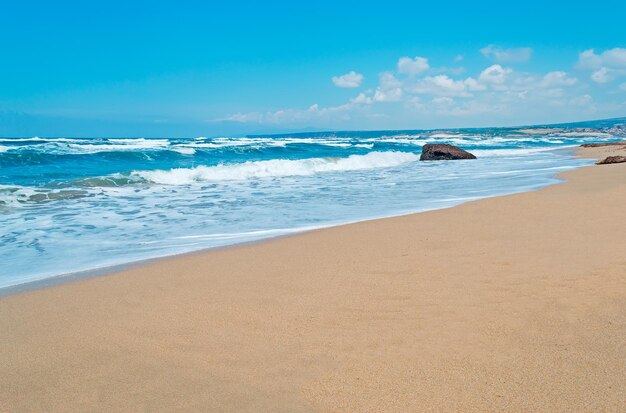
[
  {"x1": 0, "y1": 146, "x2": 588, "y2": 296},
  {"x1": 1, "y1": 143, "x2": 625, "y2": 411}
]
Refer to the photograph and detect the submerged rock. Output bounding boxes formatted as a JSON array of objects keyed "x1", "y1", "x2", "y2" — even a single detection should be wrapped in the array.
[
  {"x1": 597, "y1": 156, "x2": 626, "y2": 165},
  {"x1": 420, "y1": 144, "x2": 476, "y2": 161}
]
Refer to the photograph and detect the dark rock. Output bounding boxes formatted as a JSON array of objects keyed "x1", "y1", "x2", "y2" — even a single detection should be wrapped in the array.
[
  {"x1": 596, "y1": 156, "x2": 626, "y2": 165},
  {"x1": 420, "y1": 144, "x2": 476, "y2": 161}
]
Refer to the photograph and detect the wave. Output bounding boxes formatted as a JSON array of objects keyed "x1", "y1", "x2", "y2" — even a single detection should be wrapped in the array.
[
  {"x1": 175, "y1": 137, "x2": 366, "y2": 150},
  {"x1": 0, "y1": 136, "x2": 374, "y2": 155},
  {"x1": 63, "y1": 138, "x2": 171, "y2": 153},
  {"x1": 0, "y1": 132, "x2": 620, "y2": 159},
  {"x1": 0, "y1": 138, "x2": 172, "y2": 155},
  {"x1": 554, "y1": 131, "x2": 614, "y2": 137},
  {"x1": 0, "y1": 137, "x2": 50, "y2": 142},
  {"x1": 358, "y1": 134, "x2": 595, "y2": 148},
  {"x1": 170, "y1": 147, "x2": 196, "y2": 155},
  {"x1": 131, "y1": 151, "x2": 420, "y2": 185}
]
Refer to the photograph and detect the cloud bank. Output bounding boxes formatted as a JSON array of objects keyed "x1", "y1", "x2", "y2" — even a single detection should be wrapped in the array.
[
  {"x1": 219, "y1": 46, "x2": 626, "y2": 129},
  {"x1": 577, "y1": 48, "x2": 626, "y2": 83}
]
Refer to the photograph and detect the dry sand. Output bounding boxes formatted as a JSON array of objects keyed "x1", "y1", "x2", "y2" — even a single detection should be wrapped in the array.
[{"x1": 1, "y1": 145, "x2": 625, "y2": 412}]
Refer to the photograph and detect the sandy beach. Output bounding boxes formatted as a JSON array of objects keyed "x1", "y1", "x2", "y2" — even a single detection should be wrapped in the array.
[{"x1": 1, "y1": 144, "x2": 625, "y2": 412}]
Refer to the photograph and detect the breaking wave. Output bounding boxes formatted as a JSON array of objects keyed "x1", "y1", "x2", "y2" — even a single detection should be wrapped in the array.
[{"x1": 131, "y1": 151, "x2": 420, "y2": 185}]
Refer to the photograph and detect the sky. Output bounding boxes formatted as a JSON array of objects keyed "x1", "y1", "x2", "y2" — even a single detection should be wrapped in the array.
[{"x1": 1, "y1": 0, "x2": 626, "y2": 137}]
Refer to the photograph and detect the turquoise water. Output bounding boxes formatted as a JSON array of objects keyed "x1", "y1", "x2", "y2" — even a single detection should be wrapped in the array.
[{"x1": 1, "y1": 121, "x2": 624, "y2": 288}]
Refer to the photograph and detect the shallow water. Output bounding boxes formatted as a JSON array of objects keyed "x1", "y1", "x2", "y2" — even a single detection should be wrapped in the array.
[{"x1": 0, "y1": 122, "x2": 624, "y2": 288}]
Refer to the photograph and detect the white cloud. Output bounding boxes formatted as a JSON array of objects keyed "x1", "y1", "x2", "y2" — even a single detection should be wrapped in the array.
[
  {"x1": 480, "y1": 45, "x2": 533, "y2": 63},
  {"x1": 351, "y1": 92, "x2": 374, "y2": 104},
  {"x1": 374, "y1": 88, "x2": 402, "y2": 102},
  {"x1": 220, "y1": 48, "x2": 623, "y2": 128},
  {"x1": 397, "y1": 56, "x2": 430, "y2": 75},
  {"x1": 345, "y1": 73, "x2": 403, "y2": 104},
  {"x1": 514, "y1": 75, "x2": 536, "y2": 87},
  {"x1": 413, "y1": 75, "x2": 470, "y2": 96},
  {"x1": 332, "y1": 71, "x2": 364, "y2": 88},
  {"x1": 602, "y1": 48, "x2": 626, "y2": 67},
  {"x1": 432, "y1": 97, "x2": 454, "y2": 106},
  {"x1": 409, "y1": 73, "x2": 492, "y2": 97},
  {"x1": 478, "y1": 64, "x2": 512, "y2": 85},
  {"x1": 464, "y1": 77, "x2": 486, "y2": 91},
  {"x1": 577, "y1": 49, "x2": 602, "y2": 70},
  {"x1": 426, "y1": 75, "x2": 465, "y2": 92},
  {"x1": 541, "y1": 71, "x2": 578, "y2": 87},
  {"x1": 578, "y1": 48, "x2": 626, "y2": 69},
  {"x1": 454, "y1": 55, "x2": 464, "y2": 62},
  {"x1": 373, "y1": 72, "x2": 403, "y2": 102},
  {"x1": 578, "y1": 48, "x2": 626, "y2": 83},
  {"x1": 379, "y1": 72, "x2": 401, "y2": 89},
  {"x1": 591, "y1": 67, "x2": 613, "y2": 83}
]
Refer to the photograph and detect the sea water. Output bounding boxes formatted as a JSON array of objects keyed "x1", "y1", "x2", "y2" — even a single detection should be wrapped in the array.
[{"x1": 1, "y1": 121, "x2": 624, "y2": 288}]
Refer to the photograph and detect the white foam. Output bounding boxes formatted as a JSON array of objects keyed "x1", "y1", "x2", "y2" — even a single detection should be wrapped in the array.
[
  {"x1": 470, "y1": 146, "x2": 569, "y2": 157},
  {"x1": 64, "y1": 139, "x2": 171, "y2": 153},
  {"x1": 0, "y1": 138, "x2": 173, "y2": 155},
  {"x1": 0, "y1": 137, "x2": 47, "y2": 142},
  {"x1": 430, "y1": 133, "x2": 472, "y2": 138},
  {"x1": 4, "y1": 134, "x2": 616, "y2": 157},
  {"x1": 131, "y1": 151, "x2": 420, "y2": 185},
  {"x1": 555, "y1": 131, "x2": 613, "y2": 137},
  {"x1": 515, "y1": 128, "x2": 562, "y2": 135},
  {"x1": 0, "y1": 137, "x2": 83, "y2": 143},
  {"x1": 170, "y1": 147, "x2": 196, "y2": 155},
  {"x1": 171, "y1": 225, "x2": 326, "y2": 241},
  {"x1": 179, "y1": 137, "x2": 361, "y2": 150}
]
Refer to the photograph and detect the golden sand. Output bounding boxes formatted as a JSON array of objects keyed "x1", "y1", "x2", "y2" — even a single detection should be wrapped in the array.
[{"x1": 1, "y1": 145, "x2": 625, "y2": 412}]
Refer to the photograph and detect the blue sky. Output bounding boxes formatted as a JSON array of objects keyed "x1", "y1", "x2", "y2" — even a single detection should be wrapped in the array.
[{"x1": 1, "y1": 0, "x2": 626, "y2": 137}]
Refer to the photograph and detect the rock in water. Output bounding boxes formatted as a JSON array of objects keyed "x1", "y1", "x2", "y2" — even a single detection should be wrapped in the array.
[
  {"x1": 597, "y1": 156, "x2": 626, "y2": 165},
  {"x1": 420, "y1": 144, "x2": 477, "y2": 161}
]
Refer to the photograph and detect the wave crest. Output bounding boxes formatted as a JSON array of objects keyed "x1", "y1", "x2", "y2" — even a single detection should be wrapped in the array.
[{"x1": 132, "y1": 151, "x2": 419, "y2": 185}]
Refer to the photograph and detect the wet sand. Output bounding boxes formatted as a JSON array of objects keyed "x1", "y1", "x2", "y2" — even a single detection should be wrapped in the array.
[{"x1": 1, "y1": 145, "x2": 625, "y2": 412}]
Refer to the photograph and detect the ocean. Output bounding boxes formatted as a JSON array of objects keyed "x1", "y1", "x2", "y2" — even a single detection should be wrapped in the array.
[{"x1": 1, "y1": 120, "x2": 624, "y2": 289}]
